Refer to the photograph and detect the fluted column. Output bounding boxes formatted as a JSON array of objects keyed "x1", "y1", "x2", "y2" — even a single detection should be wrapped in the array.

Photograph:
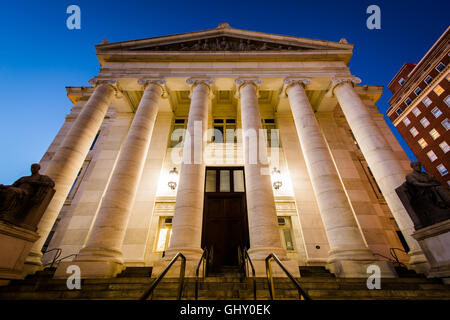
[
  {"x1": 236, "y1": 78, "x2": 286, "y2": 262},
  {"x1": 64, "y1": 79, "x2": 165, "y2": 278},
  {"x1": 283, "y1": 78, "x2": 389, "y2": 277},
  {"x1": 25, "y1": 79, "x2": 116, "y2": 272},
  {"x1": 164, "y1": 78, "x2": 213, "y2": 261},
  {"x1": 331, "y1": 77, "x2": 428, "y2": 272}
]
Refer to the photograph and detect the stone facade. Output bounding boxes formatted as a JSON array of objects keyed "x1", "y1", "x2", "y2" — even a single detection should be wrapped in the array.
[{"x1": 26, "y1": 24, "x2": 429, "y2": 279}]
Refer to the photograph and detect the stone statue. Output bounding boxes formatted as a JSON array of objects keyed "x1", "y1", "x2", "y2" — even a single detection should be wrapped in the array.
[
  {"x1": 396, "y1": 161, "x2": 450, "y2": 229},
  {"x1": 0, "y1": 163, "x2": 55, "y2": 231}
]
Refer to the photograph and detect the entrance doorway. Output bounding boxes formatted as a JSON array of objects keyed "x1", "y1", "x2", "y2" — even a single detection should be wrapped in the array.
[{"x1": 201, "y1": 167, "x2": 250, "y2": 273}]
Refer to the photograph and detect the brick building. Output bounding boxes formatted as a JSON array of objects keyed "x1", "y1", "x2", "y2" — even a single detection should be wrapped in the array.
[{"x1": 387, "y1": 27, "x2": 450, "y2": 186}]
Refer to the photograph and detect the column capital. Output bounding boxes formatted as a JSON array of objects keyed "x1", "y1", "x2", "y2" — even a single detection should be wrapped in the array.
[
  {"x1": 88, "y1": 77, "x2": 121, "y2": 97},
  {"x1": 281, "y1": 77, "x2": 312, "y2": 97},
  {"x1": 186, "y1": 77, "x2": 214, "y2": 98},
  {"x1": 234, "y1": 77, "x2": 262, "y2": 98},
  {"x1": 326, "y1": 76, "x2": 362, "y2": 97},
  {"x1": 137, "y1": 78, "x2": 168, "y2": 98}
]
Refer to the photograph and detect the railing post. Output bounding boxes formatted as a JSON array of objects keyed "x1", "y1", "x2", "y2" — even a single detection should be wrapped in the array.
[
  {"x1": 177, "y1": 258, "x2": 186, "y2": 300},
  {"x1": 265, "y1": 256, "x2": 275, "y2": 300}
]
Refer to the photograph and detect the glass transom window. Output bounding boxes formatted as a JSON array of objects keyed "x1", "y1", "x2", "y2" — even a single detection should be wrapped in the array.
[{"x1": 205, "y1": 167, "x2": 245, "y2": 193}]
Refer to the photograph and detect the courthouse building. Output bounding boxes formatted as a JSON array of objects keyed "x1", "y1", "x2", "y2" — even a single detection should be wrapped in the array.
[{"x1": 24, "y1": 23, "x2": 430, "y2": 279}]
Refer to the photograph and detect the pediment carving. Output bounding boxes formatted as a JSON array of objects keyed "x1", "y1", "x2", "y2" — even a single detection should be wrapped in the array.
[{"x1": 129, "y1": 36, "x2": 316, "y2": 52}]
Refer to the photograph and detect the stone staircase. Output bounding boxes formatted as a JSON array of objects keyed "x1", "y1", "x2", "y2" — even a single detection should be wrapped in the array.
[{"x1": 0, "y1": 266, "x2": 449, "y2": 300}]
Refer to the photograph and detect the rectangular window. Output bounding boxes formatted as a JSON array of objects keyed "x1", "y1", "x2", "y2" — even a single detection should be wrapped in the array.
[
  {"x1": 440, "y1": 141, "x2": 450, "y2": 153},
  {"x1": 409, "y1": 127, "x2": 419, "y2": 137},
  {"x1": 424, "y1": 75, "x2": 433, "y2": 85},
  {"x1": 432, "y1": 107, "x2": 443, "y2": 118},
  {"x1": 154, "y1": 217, "x2": 173, "y2": 253},
  {"x1": 442, "y1": 119, "x2": 450, "y2": 130},
  {"x1": 412, "y1": 107, "x2": 421, "y2": 116},
  {"x1": 423, "y1": 96, "x2": 432, "y2": 107},
  {"x1": 278, "y1": 217, "x2": 295, "y2": 251},
  {"x1": 436, "y1": 62, "x2": 446, "y2": 72},
  {"x1": 418, "y1": 138, "x2": 428, "y2": 149},
  {"x1": 170, "y1": 119, "x2": 186, "y2": 148},
  {"x1": 420, "y1": 117, "x2": 430, "y2": 128},
  {"x1": 205, "y1": 167, "x2": 245, "y2": 193},
  {"x1": 402, "y1": 117, "x2": 411, "y2": 126},
  {"x1": 233, "y1": 170, "x2": 245, "y2": 192},
  {"x1": 219, "y1": 170, "x2": 231, "y2": 192},
  {"x1": 398, "y1": 78, "x2": 405, "y2": 85},
  {"x1": 429, "y1": 128, "x2": 440, "y2": 140},
  {"x1": 437, "y1": 164, "x2": 448, "y2": 176},
  {"x1": 414, "y1": 87, "x2": 422, "y2": 96},
  {"x1": 405, "y1": 98, "x2": 412, "y2": 106},
  {"x1": 445, "y1": 95, "x2": 450, "y2": 107},
  {"x1": 427, "y1": 150, "x2": 437, "y2": 162},
  {"x1": 396, "y1": 108, "x2": 403, "y2": 116},
  {"x1": 212, "y1": 118, "x2": 237, "y2": 143},
  {"x1": 433, "y1": 85, "x2": 445, "y2": 96}
]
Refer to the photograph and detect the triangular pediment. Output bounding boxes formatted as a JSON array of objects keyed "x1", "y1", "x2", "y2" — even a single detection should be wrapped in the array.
[
  {"x1": 127, "y1": 35, "x2": 323, "y2": 52},
  {"x1": 96, "y1": 23, "x2": 353, "y2": 63}
]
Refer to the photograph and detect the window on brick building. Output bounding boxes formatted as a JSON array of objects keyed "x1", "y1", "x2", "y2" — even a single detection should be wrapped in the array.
[
  {"x1": 442, "y1": 119, "x2": 450, "y2": 131},
  {"x1": 398, "y1": 78, "x2": 405, "y2": 85},
  {"x1": 423, "y1": 96, "x2": 432, "y2": 107},
  {"x1": 402, "y1": 117, "x2": 411, "y2": 126},
  {"x1": 418, "y1": 138, "x2": 428, "y2": 149},
  {"x1": 433, "y1": 85, "x2": 444, "y2": 96},
  {"x1": 409, "y1": 127, "x2": 419, "y2": 137},
  {"x1": 414, "y1": 87, "x2": 422, "y2": 96},
  {"x1": 427, "y1": 150, "x2": 437, "y2": 162},
  {"x1": 445, "y1": 95, "x2": 450, "y2": 107},
  {"x1": 429, "y1": 128, "x2": 440, "y2": 140},
  {"x1": 424, "y1": 75, "x2": 433, "y2": 85},
  {"x1": 436, "y1": 62, "x2": 446, "y2": 72},
  {"x1": 437, "y1": 164, "x2": 448, "y2": 176},
  {"x1": 412, "y1": 107, "x2": 421, "y2": 116},
  {"x1": 405, "y1": 98, "x2": 412, "y2": 106},
  {"x1": 432, "y1": 107, "x2": 442, "y2": 118},
  {"x1": 420, "y1": 117, "x2": 430, "y2": 128},
  {"x1": 439, "y1": 141, "x2": 450, "y2": 153}
]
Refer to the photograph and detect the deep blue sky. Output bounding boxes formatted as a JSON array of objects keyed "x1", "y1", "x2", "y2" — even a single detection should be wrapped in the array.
[{"x1": 0, "y1": 0, "x2": 449, "y2": 183}]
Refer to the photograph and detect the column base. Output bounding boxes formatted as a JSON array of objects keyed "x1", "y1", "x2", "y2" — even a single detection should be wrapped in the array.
[
  {"x1": 406, "y1": 249, "x2": 430, "y2": 274},
  {"x1": 53, "y1": 260, "x2": 125, "y2": 279},
  {"x1": 326, "y1": 248, "x2": 397, "y2": 278},
  {"x1": 326, "y1": 260, "x2": 397, "y2": 278},
  {"x1": 22, "y1": 250, "x2": 44, "y2": 276}
]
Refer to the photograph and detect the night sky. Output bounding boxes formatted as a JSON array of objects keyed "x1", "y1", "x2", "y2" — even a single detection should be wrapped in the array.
[{"x1": 0, "y1": 0, "x2": 449, "y2": 183}]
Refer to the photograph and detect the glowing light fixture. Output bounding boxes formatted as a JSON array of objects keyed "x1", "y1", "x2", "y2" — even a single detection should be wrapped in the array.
[
  {"x1": 272, "y1": 167, "x2": 282, "y2": 190},
  {"x1": 168, "y1": 167, "x2": 178, "y2": 190}
]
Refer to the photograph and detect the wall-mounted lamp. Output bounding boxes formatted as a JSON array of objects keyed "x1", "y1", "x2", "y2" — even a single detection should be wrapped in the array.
[
  {"x1": 272, "y1": 167, "x2": 282, "y2": 190},
  {"x1": 168, "y1": 167, "x2": 178, "y2": 190}
]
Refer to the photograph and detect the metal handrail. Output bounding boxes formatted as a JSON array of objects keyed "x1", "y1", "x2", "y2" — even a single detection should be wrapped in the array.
[
  {"x1": 390, "y1": 248, "x2": 408, "y2": 268},
  {"x1": 140, "y1": 252, "x2": 186, "y2": 300},
  {"x1": 43, "y1": 253, "x2": 78, "y2": 268},
  {"x1": 265, "y1": 253, "x2": 311, "y2": 300},
  {"x1": 42, "y1": 248, "x2": 62, "y2": 269},
  {"x1": 195, "y1": 248, "x2": 209, "y2": 300},
  {"x1": 240, "y1": 247, "x2": 256, "y2": 300}
]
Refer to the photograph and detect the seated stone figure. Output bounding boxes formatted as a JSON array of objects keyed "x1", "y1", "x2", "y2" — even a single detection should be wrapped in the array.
[
  {"x1": 396, "y1": 161, "x2": 450, "y2": 229},
  {"x1": 0, "y1": 163, "x2": 55, "y2": 230}
]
